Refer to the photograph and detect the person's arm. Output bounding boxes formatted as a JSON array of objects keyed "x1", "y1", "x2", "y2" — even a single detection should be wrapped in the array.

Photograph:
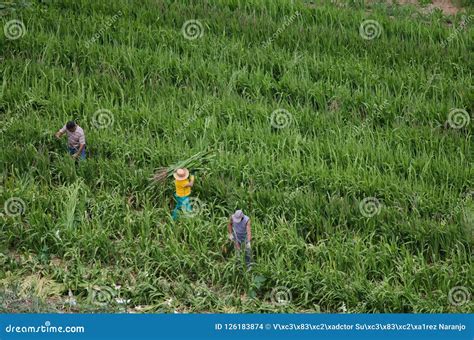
[
  {"x1": 55, "y1": 126, "x2": 66, "y2": 139},
  {"x1": 228, "y1": 217, "x2": 233, "y2": 235},
  {"x1": 184, "y1": 175, "x2": 195, "y2": 188},
  {"x1": 246, "y1": 219, "x2": 251, "y2": 242},
  {"x1": 73, "y1": 143, "x2": 85, "y2": 159},
  {"x1": 184, "y1": 175, "x2": 194, "y2": 188},
  {"x1": 227, "y1": 217, "x2": 235, "y2": 241}
]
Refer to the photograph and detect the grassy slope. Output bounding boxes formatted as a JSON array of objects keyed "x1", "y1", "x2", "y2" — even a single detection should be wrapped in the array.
[{"x1": 0, "y1": 0, "x2": 472, "y2": 312}]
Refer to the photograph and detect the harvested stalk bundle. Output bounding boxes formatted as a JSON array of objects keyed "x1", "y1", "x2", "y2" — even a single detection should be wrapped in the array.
[
  {"x1": 150, "y1": 150, "x2": 215, "y2": 183},
  {"x1": 152, "y1": 167, "x2": 168, "y2": 182}
]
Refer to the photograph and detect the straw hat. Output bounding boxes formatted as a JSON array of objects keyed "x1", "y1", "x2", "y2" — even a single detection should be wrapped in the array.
[
  {"x1": 231, "y1": 210, "x2": 244, "y2": 223},
  {"x1": 173, "y1": 168, "x2": 190, "y2": 180}
]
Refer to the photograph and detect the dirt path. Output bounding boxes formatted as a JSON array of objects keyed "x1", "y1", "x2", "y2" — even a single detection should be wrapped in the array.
[
  {"x1": 388, "y1": 0, "x2": 461, "y2": 15},
  {"x1": 325, "y1": 0, "x2": 464, "y2": 15}
]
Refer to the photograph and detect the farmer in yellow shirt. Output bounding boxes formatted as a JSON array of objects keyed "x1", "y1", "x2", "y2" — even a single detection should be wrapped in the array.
[{"x1": 172, "y1": 168, "x2": 195, "y2": 220}]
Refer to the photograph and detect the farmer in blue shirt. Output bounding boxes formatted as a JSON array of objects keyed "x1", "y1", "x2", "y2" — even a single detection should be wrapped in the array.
[{"x1": 228, "y1": 210, "x2": 252, "y2": 269}]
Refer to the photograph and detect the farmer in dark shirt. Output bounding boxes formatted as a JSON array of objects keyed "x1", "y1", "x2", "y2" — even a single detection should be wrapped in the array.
[{"x1": 228, "y1": 210, "x2": 252, "y2": 269}]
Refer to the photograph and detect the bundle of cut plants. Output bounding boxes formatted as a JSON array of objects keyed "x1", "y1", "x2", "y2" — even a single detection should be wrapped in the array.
[{"x1": 150, "y1": 150, "x2": 215, "y2": 183}]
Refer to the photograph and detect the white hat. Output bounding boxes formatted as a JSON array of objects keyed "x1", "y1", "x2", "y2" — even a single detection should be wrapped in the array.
[
  {"x1": 231, "y1": 210, "x2": 244, "y2": 223},
  {"x1": 173, "y1": 168, "x2": 189, "y2": 180}
]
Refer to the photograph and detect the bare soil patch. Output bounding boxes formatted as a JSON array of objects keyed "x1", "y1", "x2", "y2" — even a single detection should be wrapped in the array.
[{"x1": 387, "y1": 0, "x2": 462, "y2": 15}]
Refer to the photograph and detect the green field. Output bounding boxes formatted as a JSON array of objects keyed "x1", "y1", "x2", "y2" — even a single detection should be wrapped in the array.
[{"x1": 0, "y1": 0, "x2": 472, "y2": 313}]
